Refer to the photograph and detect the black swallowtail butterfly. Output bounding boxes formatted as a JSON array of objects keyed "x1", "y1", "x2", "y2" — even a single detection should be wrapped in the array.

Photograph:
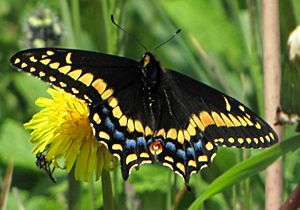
[{"x1": 10, "y1": 48, "x2": 278, "y2": 184}]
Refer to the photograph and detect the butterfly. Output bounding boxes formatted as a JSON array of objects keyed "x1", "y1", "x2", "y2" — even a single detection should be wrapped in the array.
[{"x1": 10, "y1": 48, "x2": 278, "y2": 184}]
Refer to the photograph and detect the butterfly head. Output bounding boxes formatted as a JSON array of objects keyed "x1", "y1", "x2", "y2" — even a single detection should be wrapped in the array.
[{"x1": 140, "y1": 52, "x2": 162, "y2": 86}]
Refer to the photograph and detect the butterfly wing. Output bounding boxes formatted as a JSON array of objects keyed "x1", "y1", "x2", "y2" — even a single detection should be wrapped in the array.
[
  {"x1": 149, "y1": 69, "x2": 278, "y2": 183},
  {"x1": 10, "y1": 48, "x2": 139, "y2": 105}
]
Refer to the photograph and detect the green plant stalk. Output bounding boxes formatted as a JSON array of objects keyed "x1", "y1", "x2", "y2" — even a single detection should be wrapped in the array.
[
  {"x1": 89, "y1": 180, "x2": 96, "y2": 210},
  {"x1": 101, "y1": 170, "x2": 114, "y2": 210},
  {"x1": 70, "y1": 0, "x2": 82, "y2": 47},
  {"x1": 68, "y1": 170, "x2": 82, "y2": 210},
  {"x1": 166, "y1": 172, "x2": 172, "y2": 210},
  {"x1": 59, "y1": 0, "x2": 76, "y2": 47},
  {"x1": 100, "y1": 0, "x2": 111, "y2": 53},
  {"x1": 188, "y1": 135, "x2": 300, "y2": 210}
]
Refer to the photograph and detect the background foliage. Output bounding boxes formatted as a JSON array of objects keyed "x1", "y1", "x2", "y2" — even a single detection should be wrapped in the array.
[{"x1": 0, "y1": 0, "x2": 299, "y2": 209}]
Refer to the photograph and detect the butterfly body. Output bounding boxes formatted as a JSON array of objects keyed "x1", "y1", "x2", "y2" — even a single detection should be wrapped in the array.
[{"x1": 10, "y1": 48, "x2": 278, "y2": 184}]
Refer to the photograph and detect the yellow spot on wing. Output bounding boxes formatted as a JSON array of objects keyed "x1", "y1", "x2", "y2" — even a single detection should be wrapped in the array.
[
  {"x1": 176, "y1": 162, "x2": 185, "y2": 174},
  {"x1": 49, "y1": 76, "x2": 56, "y2": 82},
  {"x1": 14, "y1": 58, "x2": 20, "y2": 64},
  {"x1": 228, "y1": 137, "x2": 235, "y2": 143},
  {"x1": 71, "y1": 88, "x2": 79, "y2": 94},
  {"x1": 246, "y1": 138, "x2": 251, "y2": 144},
  {"x1": 46, "y1": 50, "x2": 55, "y2": 55},
  {"x1": 199, "y1": 111, "x2": 215, "y2": 128},
  {"x1": 112, "y1": 144, "x2": 123, "y2": 151},
  {"x1": 65, "y1": 52, "x2": 72, "y2": 64},
  {"x1": 79, "y1": 73, "x2": 94, "y2": 86},
  {"x1": 238, "y1": 138, "x2": 244, "y2": 144},
  {"x1": 127, "y1": 118, "x2": 134, "y2": 133},
  {"x1": 134, "y1": 120, "x2": 144, "y2": 133},
  {"x1": 92, "y1": 78, "x2": 106, "y2": 94},
  {"x1": 101, "y1": 88, "x2": 114, "y2": 100},
  {"x1": 243, "y1": 116, "x2": 254, "y2": 126},
  {"x1": 59, "y1": 82, "x2": 67, "y2": 87},
  {"x1": 221, "y1": 113, "x2": 234, "y2": 127},
  {"x1": 239, "y1": 105, "x2": 245, "y2": 112},
  {"x1": 164, "y1": 156, "x2": 174, "y2": 163},
  {"x1": 58, "y1": 65, "x2": 71, "y2": 74},
  {"x1": 40, "y1": 58, "x2": 51, "y2": 65},
  {"x1": 93, "y1": 113, "x2": 101, "y2": 124},
  {"x1": 269, "y1": 132, "x2": 275, "y2": 140},
  {"x1": 145, "y1": 126, "x2": 153, "y2": 136},
  {"x1": 99, "y1": 131, "x2": 110, "y2": 140},
  {"x1": 187, "y1": 124, "x2": 196, "y2": 136},
  {"x1": 21, "y1": 62, "x2": 27, "y2": 68},
  {"x1": 119, "y1": 115, "x2": 127, "y2": 126},
  {"x1": 30, "y1": 67, "x2": 36, "y2": 72},
  {"x1": 265, "y1": 135, "x2": 271, "y2": 142},
  {"x1": 167, "y1": 128, "x2": 177, "y2": 140},
  {"x1": 39, "y1": 71, "x2": 46, "y2": 77},
  {"x1": 205, "y1": 142, "x2": 214, "y2": 150},
  {"x1": 198, "y1": 155, "x2": 208, "y2": 162},
  {"x1": 140, "y1": 152, "x2": 150, "y2": 158},
  {"x1": 49, "y1": 62, "x2": 60, "y2": 69},
  {"x1": 255, "y1": 122, "x2": 261, "y2": 129},
  {"x1": 237, "y1": 116, "x2": 247, "y2": 126},
  {"x1": 228, "y1": 114, "x2": 241, "y2": 126},
  {"x1": 183, "y1": 130, "x2": 190, "y2": 141},
  {"x1": 112, "y1": 106, "x2": 122, "y2": 118},
  {"x1": 29, "y1": 56, "x2": 37, "y2": 62},
  {"x1": 224, "y1": 97, "x2": 231, "y2": 111},
  {"x1": 108, "y1": 97, "x2": 118, "y2": 108},
  {"x1": 192, "y1": 114, "x2": 205, "y2": 131},
  {"x1": 126, "y1": 154, "x2": 137, "y2": 165},
  {"x1": 188, "y1": 160, "x2": 197, "y2": 167},
  {"x1": 177, "y1": 130, "x2": 184, "y2": 144},
  {"x1": 156, "y1": 128, "x2": 166, "y2": 138},
  {"x1": 68, "y1": 69, "x2": 82, "y2": 80},
  {"x1": 211, "y1": 111, "x2": 226, "y2": 127}
]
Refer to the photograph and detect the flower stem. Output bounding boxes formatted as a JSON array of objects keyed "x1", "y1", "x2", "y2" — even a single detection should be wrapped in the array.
[
  {"x1": 262, "y1": 0, "x2": 283, "y2": 209},
  {"x1": 101, "y1": 170, "x2": 114, "y2": 210}
]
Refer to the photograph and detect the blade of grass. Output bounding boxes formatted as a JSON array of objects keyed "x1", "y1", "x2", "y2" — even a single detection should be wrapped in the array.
[
  {"x1": 0, "y1": 160, "x2": 14, "y2": 210},
  {"x1": 188, "y1": 135, "x2": 300, "y2": 210}
]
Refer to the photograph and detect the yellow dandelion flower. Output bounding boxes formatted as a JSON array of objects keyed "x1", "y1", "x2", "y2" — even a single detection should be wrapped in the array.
[{"x1": 24, "y1": 88, "x2": 117, "y2": 181}]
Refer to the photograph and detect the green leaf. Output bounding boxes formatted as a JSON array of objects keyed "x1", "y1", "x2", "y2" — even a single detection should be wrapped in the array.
[
  {"x1": 188, "y1": 135, "x2": 300, "y2": 210},
  {"x1": 0, "y1": 119, "x2": 35, "y2": 169}
]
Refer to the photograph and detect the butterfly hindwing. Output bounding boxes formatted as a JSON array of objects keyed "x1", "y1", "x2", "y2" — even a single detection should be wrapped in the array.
[{"x1": 163, "y1": 69, "x2": 278, "y2": 148}]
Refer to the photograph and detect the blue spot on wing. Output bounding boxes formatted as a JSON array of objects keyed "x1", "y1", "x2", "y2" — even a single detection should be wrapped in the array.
[
  {"x1": 137, "y1": 136, "x2": 146, "y2": 146},
  {"x1": 102, "y1": 106, "x2": 110, "y2": 114},
  {"x1": 126, "y1": 139, "x2": 136, "y2": 150},
  {"x1": 113, "y1": 130, "x2": 125, "y2": 141},
  {"x1": 165, "y1": 142, "x2": 176, "y2": 152},
  {"x1": 187, "y1": 147, "x2": 195, "y2": 157},
  {"x1": 105, "y1": 117, "x2": 115, "y2": 131},
  {"x1": 176, "y1": 149, "x2": 186, "y2": 160},
  {"x1": 194, "y1": 141, "x2": 203, "y2": 151}
]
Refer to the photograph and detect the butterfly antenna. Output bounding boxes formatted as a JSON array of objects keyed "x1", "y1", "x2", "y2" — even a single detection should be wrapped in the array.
[
  {"x1": 153, "y1": 29, "x2": 181, "y2": 51},
  {"x1": 111, "y1": 15, "x2": 148, "y2": 51}
]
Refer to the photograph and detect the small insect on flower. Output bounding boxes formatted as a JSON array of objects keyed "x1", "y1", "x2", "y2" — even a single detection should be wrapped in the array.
[{"x1": 36, "y1": 152, "x2": 56, "y2": 183}]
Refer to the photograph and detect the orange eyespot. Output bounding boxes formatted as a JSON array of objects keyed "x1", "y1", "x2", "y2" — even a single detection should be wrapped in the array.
[{"x1": 149, "y1": 139, "x2": 163, "y2": 155}]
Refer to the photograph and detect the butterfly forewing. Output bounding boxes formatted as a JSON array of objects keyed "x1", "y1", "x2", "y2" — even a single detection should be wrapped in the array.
[{"x1": 10, "y1": 48, "x2": 139, "y2": 105}]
